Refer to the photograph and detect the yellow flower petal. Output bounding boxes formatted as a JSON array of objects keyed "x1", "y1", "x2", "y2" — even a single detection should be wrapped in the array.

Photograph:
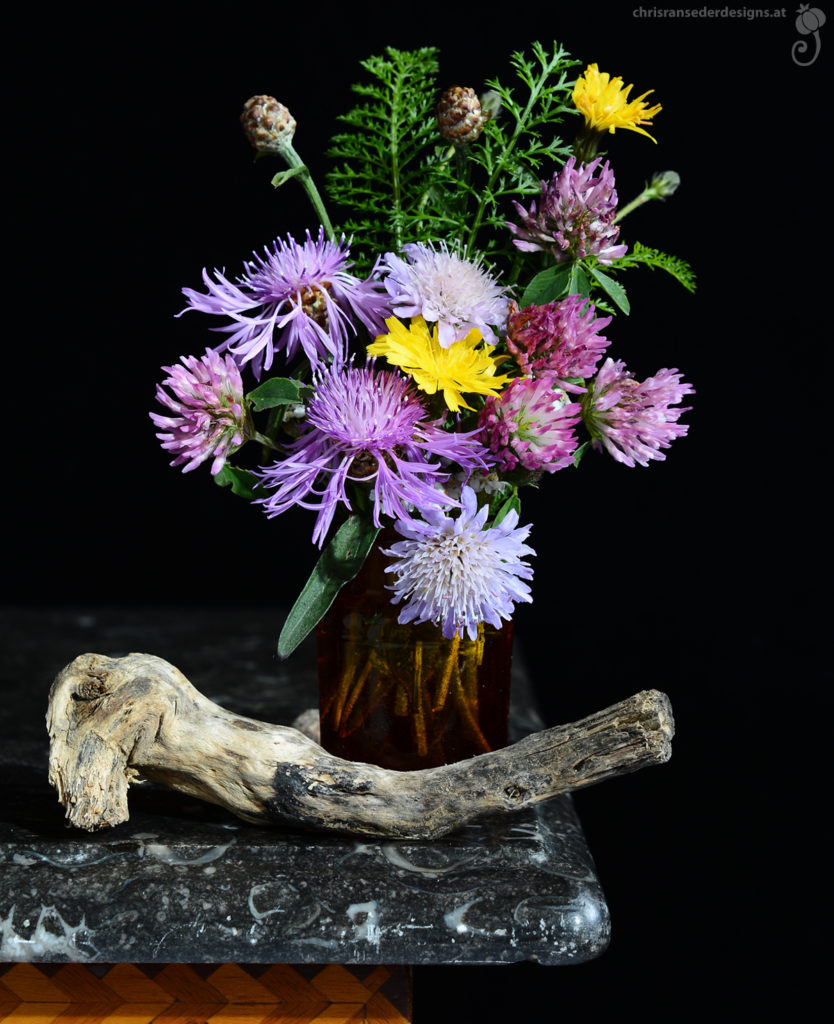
[
  {"x1": 368, "y1": 315, "x2": 511, "y2": 412},
  {"x1": 573, "y1": 63, "x2": 662, "y2": 142}
]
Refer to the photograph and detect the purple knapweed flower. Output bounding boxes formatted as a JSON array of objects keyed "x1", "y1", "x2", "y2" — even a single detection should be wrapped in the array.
[
  {"x1": 508, "y1": 157, "x2": 627, "y2": 265},
  {"x1": 506, "y1": 295, "x2": 611, "y2": 389},
  {"x1": 383, "y1": 485, "x2": 535, "y2": 640},
  {"x1": 257, "y1": 363, "x2": 491, "y2": 547},
  {"x1": 581, "y1": 357, "x2": 694, "y2": 467},
  {"x1": 150, "y1": 348, "x2": 251, "y2": 475},
  {"x1": 179, "y1": 228, "x2": 390, "y2": 376},
  {"x1": 479, "y1": 377, "x2": 582, "y2": 474},
  {"x1": 381, "y1": 241, "x2": 511, "y2": 348}
]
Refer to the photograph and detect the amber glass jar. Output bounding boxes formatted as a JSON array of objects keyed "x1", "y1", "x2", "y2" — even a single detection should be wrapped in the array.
[{"x1": 316, "y1": 532, "x2": 512, "y2": 771}]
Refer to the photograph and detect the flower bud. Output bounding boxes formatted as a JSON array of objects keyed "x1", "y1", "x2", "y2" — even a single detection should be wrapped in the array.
[
  {"x1": 650, "y1": 170, "x2": 680, "y2": 198},
  {"x1": 240, "y1": 95, "x2": 296, "y2": 153},
  {"x1": 480, "y1": 90, "x2": 502, "y2": 121},
  {"x1": 436, "y1": 86, "x2": 489, "y2": 146}
]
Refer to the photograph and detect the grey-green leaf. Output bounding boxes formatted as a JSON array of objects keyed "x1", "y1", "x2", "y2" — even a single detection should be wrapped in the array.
[{"x1": 277, "y1": 515, "x2": 380, "y2": 659}]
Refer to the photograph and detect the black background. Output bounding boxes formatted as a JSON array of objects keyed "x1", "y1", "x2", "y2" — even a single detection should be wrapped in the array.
[{"x1": 8, "y1": 5, "x2": 825, "y2": 1019}]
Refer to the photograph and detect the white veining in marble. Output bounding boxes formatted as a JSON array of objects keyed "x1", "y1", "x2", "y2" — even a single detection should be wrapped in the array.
[
  {"x1": 381, "y1": 844, "x2": 476, "y2": 878},
  {"x1": 247, "y1": 878, "x2": 300, "y2": 922},
  {"x1": 141, "y1": 842, "x2": 233, "y2": 866},
  {"x1": 347, "y1": 901, "x2": 381, "y2": 946},
  {"x1": 0, "y1": 904, "x2": 97, "y2": 961}
]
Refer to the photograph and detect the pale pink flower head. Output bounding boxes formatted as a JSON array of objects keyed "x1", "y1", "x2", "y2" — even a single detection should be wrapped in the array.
[
  {"x1": 508, "y1": 157, "x2": 627, "y2": 265},
  {"x1": 381, "y1": 241, "x2": 511, "y2": 348},
  {"x1": 479, "y1": 377, "x2": 582, "y2": 474},
  {"x1": 150, "y1": 348, "x2": 251, "y2": 475},
  {"x1": 581, "y1": 357, "x2": 694, "y2": 467},
  {"x1": 506, "y1": 295, "x2": 611, "y2": 389}
]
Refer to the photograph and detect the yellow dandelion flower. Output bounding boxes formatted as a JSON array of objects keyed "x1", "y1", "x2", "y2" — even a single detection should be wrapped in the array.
[
  {"x1": 368, "y1": 315, "x2": 512, "y2": 413},
  {"x1": 573, "y1": 63, "x2": 662, "y2": 142}
]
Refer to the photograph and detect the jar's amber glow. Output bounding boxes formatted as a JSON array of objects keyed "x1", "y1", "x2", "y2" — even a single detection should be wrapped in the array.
[{"x1": 316, "y1": 533, "x2": 512, "y2": 771}]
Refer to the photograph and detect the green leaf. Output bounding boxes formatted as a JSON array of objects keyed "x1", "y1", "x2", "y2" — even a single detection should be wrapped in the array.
[
  {"x1": 213, "y1": 465, "x2": 262, "y2": 500},
  {"x1": 247, "y1": 377, "x2": 305, "y2": 411},
  {"x1": 493, "y1": 491, "x2": 521, "y2": 526},
  {"x1": 519, "y1": 264, "x2": 573, "y2": 307},
  {"x1": 607, "y1": 241, "x2": 697, "y2": 293},
  {"x1": 586, "y1": 265, "x2": 630, "y2": 314},
  {"x1": 572, "y1": 440, "x2": 591, "y2": 467},
  {"x1": 271, "y1": 166, "x2": 306, "y2": 189},
  {"x1": 277, "y1": 515, "x2": 380, "y2": 659},
  {"x1": 568, "y1": 262, "x2": 591, "y2": 299}
]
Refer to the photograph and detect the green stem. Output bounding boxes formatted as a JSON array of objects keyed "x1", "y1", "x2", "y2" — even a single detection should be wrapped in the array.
[
  {"x1": 433, "y1": 632, "x2": 460, "y2": 712},
  {"x1": 466, "y1": 56, "x2": 560, "y2": 252},
  {"x1": 614, "y1": 190, "x2": 652, "y2": 224},
  {"x1": 615, "y1": 173, "x2": 679, "y2": 224},
  {"x1": 279, "y1": 143, "x2": 336, "y2": 242},
  {"x1": 572, "y1": 126, "x2": 603, "y2": 165}
]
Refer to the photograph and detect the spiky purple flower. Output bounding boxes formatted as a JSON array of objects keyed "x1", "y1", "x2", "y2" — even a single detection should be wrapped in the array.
[
  {"x1": 383, "y1": 486, "x2": 535, "y2": 640},
  {"x1": 508, "y1": 157, "x2": 627, "y2": 265},
  {"x1": 150, "y1": 348, "x2": 250, "y2": 475},
  {"x1": 257, "y1": 363, "x2": 490, "y2": 547},
  {"x1": 581, "y1": 357, "x2": 694, "y2": 467},
  {"x1": 381, "y1": 241, "x2": 511, "y2": 348},
  {"x1": 506, "y1": 296, "x2": 611, "y2": 388},
  {"x1": 479, "y1": 377, "x2": 582, "y2": 474},
  {"x1": 179, "y1": 228, "x2": 390, "y2": 376}
]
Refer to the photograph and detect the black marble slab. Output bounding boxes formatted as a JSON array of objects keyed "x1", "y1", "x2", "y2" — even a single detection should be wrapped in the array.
[{"x1": 0, "y1": 607, "x2": 610, "y2": 965}]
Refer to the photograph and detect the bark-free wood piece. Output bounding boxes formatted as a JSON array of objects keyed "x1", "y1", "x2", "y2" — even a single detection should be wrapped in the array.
[{"x1": 47, "y1": 652, "x2": 674, "y2": 839}]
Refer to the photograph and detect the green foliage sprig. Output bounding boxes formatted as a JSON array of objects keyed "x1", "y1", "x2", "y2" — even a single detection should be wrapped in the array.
[
  {"x1": 452, "y1": 40, "x2": 580, "y2": 264},
  {"x1": 607, "y1": 242, "x2": 697, "y2": 293},
  {"x1": 326, "y1": 46, "x2": 442, "y2": 270},
  {"x1": 325, "y1": 41, "x2": 581, "y2": 273}
]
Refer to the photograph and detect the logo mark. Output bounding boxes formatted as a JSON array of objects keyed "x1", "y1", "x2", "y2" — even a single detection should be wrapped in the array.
[{"x1": 792, "y1": 4, "x2": 825, "y2": 65}]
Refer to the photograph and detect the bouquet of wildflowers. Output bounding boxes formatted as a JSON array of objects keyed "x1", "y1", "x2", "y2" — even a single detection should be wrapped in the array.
[{"x1": 151, "y1": 42, "x2": 695, "y2": 680}]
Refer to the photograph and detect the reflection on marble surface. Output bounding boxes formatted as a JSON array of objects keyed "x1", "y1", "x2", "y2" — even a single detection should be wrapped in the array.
[{"x1": 0, "y1": 607, "x2": 610, "y2": 965}]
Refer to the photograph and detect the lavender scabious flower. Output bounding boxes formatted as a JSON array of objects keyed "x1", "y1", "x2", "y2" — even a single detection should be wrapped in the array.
[
  {"x1": 508, "y1": 157, "x2": 627, "y2": 265},
  {"x1": 381, "y1": 241, "x2": 511, "y2": 348},
  {"x1": 479, "y1": 377, "x2": 582, "y2": 474},
  {"x1": 581, "y1": 357, "x2": 694, "y2": 467},
  {"x1": 506, "y1": 295, "x2": 611, "y2": 389},
  {"x1": 257, "y1": 363, "x2": 490, "y2": 547},
  {"x1": 383, "y1": 485, "x2": 535, "y2": 640},
  {"x1": 179, "y1": 228, "x2": 390, "y2": 376},
  {"x1": 150, "y1": 348, "x2": 250, "y2": 475}
]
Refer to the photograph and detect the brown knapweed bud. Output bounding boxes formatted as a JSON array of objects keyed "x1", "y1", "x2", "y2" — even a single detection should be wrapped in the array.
[
  {"x1": 241, "y1": 95, "x2": 296, "y2": 153},
  {"x1": 436, "y1": 86, "x2": 489, "y2": 146}
]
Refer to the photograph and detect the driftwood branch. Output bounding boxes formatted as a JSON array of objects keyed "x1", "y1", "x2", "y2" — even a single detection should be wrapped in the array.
[{"x1": 47, "y1": 653, "x2": 674, "y2": 840}]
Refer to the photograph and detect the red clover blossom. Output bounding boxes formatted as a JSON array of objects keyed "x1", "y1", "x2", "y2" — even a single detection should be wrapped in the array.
[
  {"x1": 508, "y1": 157, "x2": 627, "y2": 265},
  {"x1": 581, "y1": 358, "x2": 694, "y2": 467},
  {"x1": 150, "y1": 348, "x2": 251, "y2": 475}
]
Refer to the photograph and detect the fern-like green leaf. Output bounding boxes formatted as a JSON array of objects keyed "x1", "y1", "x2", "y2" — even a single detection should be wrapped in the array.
[
  {"x1": 609, "y1": 242, "x2": 697, "y2": 292},
  {"x1": 325, "y1": 41, "x2": 582, "y2": 274},
  {"x1": 460, "y1": 40, "x2": 581, "y2": 264},
  {"x1": 325, "y1": 47, "x2": 442, "y2": 270}
]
